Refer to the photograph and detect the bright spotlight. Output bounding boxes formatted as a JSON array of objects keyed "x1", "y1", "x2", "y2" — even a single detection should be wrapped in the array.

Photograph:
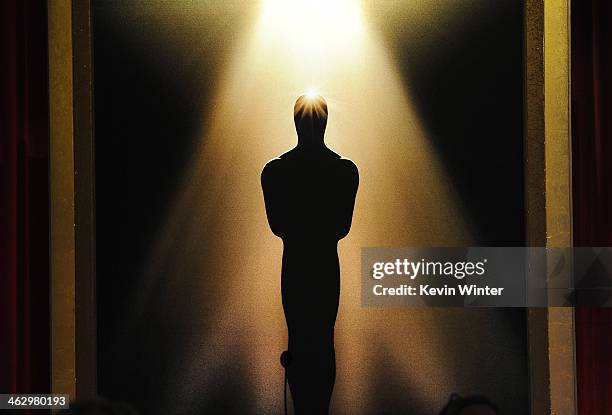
[
  {"x1": 258, "y1": 0, "x2": 364, "y2": 57},
  {"x1": 305, "y1": 88, "x2": 319, "y2": 100}
]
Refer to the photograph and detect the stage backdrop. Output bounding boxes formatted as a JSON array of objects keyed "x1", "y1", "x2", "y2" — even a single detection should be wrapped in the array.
[{"x1": 93, "y1": 1, "x2": 527, "y2": 414}]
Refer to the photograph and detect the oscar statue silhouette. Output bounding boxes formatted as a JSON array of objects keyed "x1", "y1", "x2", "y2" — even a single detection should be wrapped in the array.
[{"x1": 262, "y1": 94, "x2": 359, "y2": 414}]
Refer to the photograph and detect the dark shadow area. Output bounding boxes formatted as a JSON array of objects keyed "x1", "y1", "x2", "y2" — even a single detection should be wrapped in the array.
[
  {"x1": 370, "y1": 3, "x2": 529, "y2": 412},
  {"x1": 373, "y1": 0, "x2": 525, "y2": 245},
  {"x1": 93, "y1": 2, "x2": 256, "y2": 413},
  {"x1": 439, "y1": 394, "x2": 498, "y2": 415},
  {"x1": 262, "y1": 95, "x2": 358, "y2": 414},
  {"x1": 185, "y1": 356, "x2": 255, "y2": 415},
  {"x1": 59, "y1": 398, "x2": 139, "y2": 415},
  {"x1": 370, "y1": 344, "x2": 430, "y2": 415}
]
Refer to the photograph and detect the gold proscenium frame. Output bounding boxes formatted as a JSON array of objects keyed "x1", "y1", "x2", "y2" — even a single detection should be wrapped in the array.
[
  {"x1": 48, "y1": 0, "x2": 575, "y2": 413},
  {"x1": 48, "y1": 0, "x2": 96, "y2": 402}
]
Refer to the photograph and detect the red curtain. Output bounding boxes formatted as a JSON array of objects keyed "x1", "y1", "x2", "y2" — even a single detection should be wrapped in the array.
[
  {"x1": 0, "y1": 0, "x2": 50, "y2": 394},
  {"x1": 572, "y1": 0, "x2": 612, "y2": 413}
]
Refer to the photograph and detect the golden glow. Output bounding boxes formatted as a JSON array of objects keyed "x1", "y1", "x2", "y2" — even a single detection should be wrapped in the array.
[
  {"x1": 259, "y1": 0, "x2": 363, "y2": 57},
  {"x1": 137, "y1": 2, "x2": 480, "y2": 413},
  {"x1": 304, "y1": 88, "x2": 319, "y2": 100}
]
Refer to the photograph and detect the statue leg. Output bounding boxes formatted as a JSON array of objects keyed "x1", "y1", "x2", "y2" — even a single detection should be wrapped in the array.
[{"x1": 287, "y1": 326, "x2": 335, "y2": 415}]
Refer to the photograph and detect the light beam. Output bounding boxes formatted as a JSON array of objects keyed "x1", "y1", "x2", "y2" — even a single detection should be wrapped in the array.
[{"x1": 140, "y1": 1, "x2": 475, "y2": 413}]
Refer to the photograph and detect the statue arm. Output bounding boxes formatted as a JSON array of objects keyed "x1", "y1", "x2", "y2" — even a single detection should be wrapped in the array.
[
  {"x1": 336, "y1": 160, "x2": 359, "y2": 239},
  {"x1": 261, "y1": 161, "x2": 285, "y2": 238}
]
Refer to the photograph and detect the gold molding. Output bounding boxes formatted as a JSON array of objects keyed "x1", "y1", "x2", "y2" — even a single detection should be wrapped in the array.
[
  {"x1": 544, "y1": 1, "x2": 576, "y2": 415},
  {"x1": 48, "y1": 0, "x2": 76, "y2": 400},
  {"x1": 525, "y1": 0, "x2": 576, "y2": 414},
  {"x1": 544, "y1": 1, "x2": 572, "y2": 248},
  {"x1": 48, "y1": 0, "x2": 97, "y2": 401}
]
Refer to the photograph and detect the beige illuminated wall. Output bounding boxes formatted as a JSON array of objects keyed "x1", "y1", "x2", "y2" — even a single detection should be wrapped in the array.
[{"x1": 101, "y1": 1, "x2": 528, "y2": 414}]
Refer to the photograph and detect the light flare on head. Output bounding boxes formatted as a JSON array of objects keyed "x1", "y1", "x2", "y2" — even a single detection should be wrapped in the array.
[
  {"x1": 304, "y1": 87, "x2": 319, "y2": 100},
  {"x1": 294, "y1": 93, "x2": 328, "y2": 121}
]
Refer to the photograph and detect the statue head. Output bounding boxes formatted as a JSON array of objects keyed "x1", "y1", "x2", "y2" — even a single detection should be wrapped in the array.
[{"x1": 294, "y1": 94, "x2": 328, "y2": 145}]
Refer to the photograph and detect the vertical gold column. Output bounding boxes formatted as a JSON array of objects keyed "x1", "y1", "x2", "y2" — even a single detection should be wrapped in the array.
[
  {"x1": 525, "y1": 0, "x2": 576, "y2": 414},
  {"x1": 544, "y1": 0, "x2": 572, "y2": 248},
  {"x1": 525, "y1": 2, "x2": 551, "y2": 414},
  {"x1": 544, "y1": 1, "x2": 576, "y2": 414},
  {"x1": 48, "y1": 0, "x2": 76, "y2": 400}
]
